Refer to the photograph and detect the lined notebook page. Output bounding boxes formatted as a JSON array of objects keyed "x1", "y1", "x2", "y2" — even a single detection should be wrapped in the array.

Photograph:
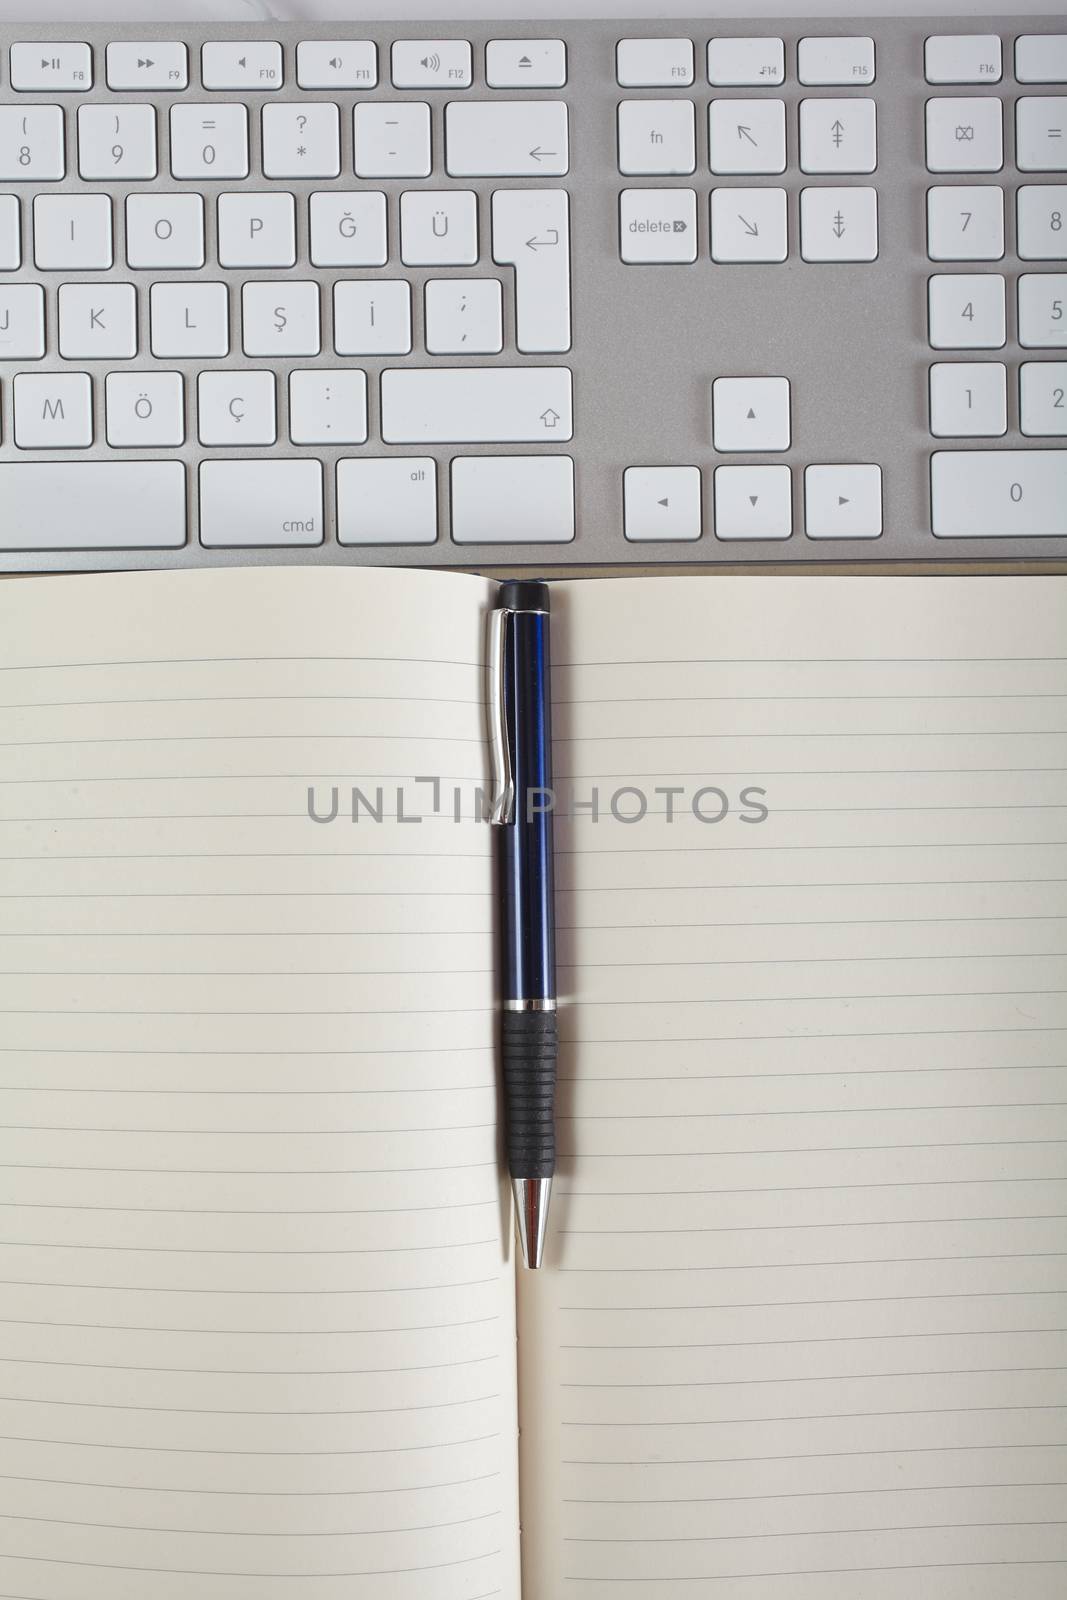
[
  {"x1": 0, "y1": 568, "x2": 519, "y2": 1600},
  {"x1": 518, "y1": 575, "x2": 1067, "y2": 1600}
]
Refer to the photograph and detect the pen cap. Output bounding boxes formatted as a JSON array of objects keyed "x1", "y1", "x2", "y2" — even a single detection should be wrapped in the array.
[{"x1": 498, "y1": 579, "x2": 550, "y2": 614}]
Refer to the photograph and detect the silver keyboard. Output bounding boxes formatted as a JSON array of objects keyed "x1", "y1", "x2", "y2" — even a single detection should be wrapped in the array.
[{"x1": 0, "y1": 17, "x2": 1065, "y2": 571}]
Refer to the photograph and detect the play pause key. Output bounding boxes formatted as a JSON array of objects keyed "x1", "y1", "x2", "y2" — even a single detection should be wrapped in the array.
[{"x1": 624, "y1": 466, "x2": 702, "y2": 540}]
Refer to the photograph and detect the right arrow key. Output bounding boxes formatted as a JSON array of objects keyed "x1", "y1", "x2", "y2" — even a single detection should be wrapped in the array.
[{"x1": 804, "y1": 464, "x2": 883, "y2": 539}]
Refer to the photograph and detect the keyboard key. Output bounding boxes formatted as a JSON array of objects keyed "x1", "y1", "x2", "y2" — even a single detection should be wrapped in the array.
[
  {"x1": 800, "y1": 97, "x2": 877, "y2": 173},
  {"x1": 170, "y1": 104, "x2": 249, "y2": 180},
  {"x1": 706, "y1": 37, "x2": 784, "y2": 87},
  {"x1": 451, "y1": 455, "x2": 574, "y2": 542},
  {"x1": 337, "y1": 457, "x2": 437, "y2": 544},
  {"x1": 241, "y1": 281, "x2": 320, "y2": 357},
  {"x1": 619, "y1": 188, "x2": 697, "y2": 264},
  {"x1": 800, "y1": 186, "x2": 878, "y2": 261},
  {"x1": 334, "y1": 280, "x2": 411, "y2": 355},
  {"x1": 618, "y1": 100, "x2": 695, "y2": 176},
  {"x1": 709, "y1": 98, "x2": 786, "y2": 175},
  {"x1": 924, "y1": 35, "x2": 1002, "y2": 84},
  {"x1": 425, "y1": 278, "x2": 502, "y2": 354},
  {"x1": 289, "y1": 369, "x2": 368, "y2": 445},
  {"x1": 10, "y1": 41, "x2": 91, "y2": 91},
  {"x1": 400, "y1": 189, "x2": 478, "y2": 266},
  {"x1": 710, "y1": 187, "x2": 787, "y2": 263},
  {"x1": 217, "y1": 191, "x2": 296, "y2": 268},
  {"x1": 201, "y1": 41, "x2": 282, "y2": 91},
  {"x1": 354, "y1": 102, "x2": 431, "y2": 178},
  {"x1": 929, "y1": 360, "x2": 1007, "y2": 436},
  {"x1": 492, "y1": 188, "x2": 571, "y2": 352},
  {"x1": 1020, "y1": 362, "x2": 1067, "y2": 436},
  {"x1": 931, "y1": 449, "x2": 1067, "y2": 536},
  {"x1": 0, "y1": 105, "x2": 65, "y2": 181},
  {"x1": 33, "y1": 194, "x2": 112, "y2": 270},
  {"x1": 714, "y1": 465, "x2": 792, "y2": 539},
  {"x1": 0, "y1": 461, "x2": 185, "y2": 549},
  {"x1": 928, "y1": 273, "x2": 1005, "y2": 349},
  {"x1": 0, "y1": 195, "x2": 20, "y2": 269},
  {"x1": 296, "y1": 40, "x2": 377, "y2": 89},
  {"x1": 486, "y1": 39, "x2": 566, "y2": 88},
  {"x1": 445, "y1": 101, "x2": 568, "y2": 176},
  {"x1": 925, "y1": 97, "x2": 1002, "y2": 172},
  {"x1": 804, "y1": 464, "x2": 882, "y2": 538},
  {"x1": 105, "y1": 371, "x2": 184, "y2": 447},
  {"x1": 105, "y1": 41, "x2": 188, "y2": 91},
  {"x1": 926, "y1": 184, "x2": 1004, "y2": 260},
  {"x1": 617, "y1": 38, "x2": 694, "y2": 88},
  {"x1": 797, "y1": 36, "x2": 875, "y2": 86},
  {"x1": 309, "y1": 191, "x2": 387, "y2": 268},
  {"x1": 150, "y1": 282, "x2": 229, "y2": 358},
  {"x1": 380, "y1": 366, "x2": 572, "y2": 443},
  {"x1": 126, "y1": 193, "x2": 204, "y2": 269},
  {"x1": 198, "y1": 370, "x2": 277, "y2": 446},
  {"x1": 262, "y1": 102, "x2": 340, "y2": 179},
  {"x1": 13, "y1": 371, "x2": 92, "y2": 448},
  {"x1": 1017, "y1": 100, "x2": 1067, "y2": 173},
  {"x1": 712, "y1": 376, "x2": 790, "y2": 451},
  {"x1": 57, "y1": 282, "x2": 137, "y2": 360},
  {"x1": 1015, "y1": 36, "x2": 1067, "y2": 85},
  {"x1": 78, "y1": 104, "x2": 156, "y2": 180},
  {"x1": 199, "y1": 460, "x2": 323, "y2": 547},
  {"x1": 1018, "y1": 273, "x2": 1067, "y2": 348},
  {"x1": 1017, "y1": 186, "x2": 1067, "y2": 260},
  {"x1": 392, "y1": 39, "x2": 471, "y2": 89},
  {"x1": 0, "y1": 284, "x2": 45, "y2": 360},
  {"x1": 623, "y1": 466, "x2": 702, "y2": 541}
]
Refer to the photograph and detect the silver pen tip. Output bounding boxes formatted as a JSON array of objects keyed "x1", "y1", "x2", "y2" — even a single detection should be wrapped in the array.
[{"x1": 512, "y1": 1176, "x2": 552, "y2": 1269}]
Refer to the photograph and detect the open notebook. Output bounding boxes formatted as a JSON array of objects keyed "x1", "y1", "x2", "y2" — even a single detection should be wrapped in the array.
[{"x1": 0, "y1": 567, "x2": 1064, "y2": 1600}]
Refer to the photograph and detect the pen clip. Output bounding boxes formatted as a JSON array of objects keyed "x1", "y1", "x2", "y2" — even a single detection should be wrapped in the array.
[{"x1": 487, "y1": 607, "x2": 515, "y2": 826}]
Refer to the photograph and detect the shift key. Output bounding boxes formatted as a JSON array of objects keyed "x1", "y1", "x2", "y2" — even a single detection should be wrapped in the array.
[{"x1": 381, "y1": 366, "x2": 572, "y2": 443}]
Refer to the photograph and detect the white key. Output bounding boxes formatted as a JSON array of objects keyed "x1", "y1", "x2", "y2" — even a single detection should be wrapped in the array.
[
  {"x1": 709, "y1": 98, "x2": 785, "y2": 175},
  {"x1": 262, "y1": 102, "x2": 340, "y2": 180},
  {"x1": 0, "y1": 462, "x2": 185, "y2": 550},
  {"x1": 201, "y1": 41, "x2": 282, "y2": 91},
  {"x1": 105, "y1": 372, "x2": 184, "y2": 448},
  {"x1": 392, "y1": 39, "x2": 472, "y2": 89},
  {"x1": 619, "y1": 188, "x2": 697, "y2": 264},
  {"x1": 125, "y1": 194, "x2": 204, "y2": 269},
  {"x1": 710, "y1": 187, "x2": 787, "y2": 263},
  {"x1": 198, "y1": 370, "x2": 276, "y2": 447},
  {"x1": 334, "y1": 281, "x2": 411, "y2": 355},
  {"x1": 487, "y1": 39, "x2": 567, "y2": 89},
  {"x1": 296, "y1": 41, "x2": 377, "y2": 89},
  {"x1": 451, "y1": 455, "x2": 574, "y2": 543},
  {"x1": 57, "y1": 283, "x2": 137, "y2": 360},
  {"x1": 13, "y1": 372, "x2": 92, "y2": 448},
  {"x1": 623, "y1": 465, "x2": 702, "y2": 541},
  {"x1": 1017, "y1": 186, "x2": 1067, "y2": 261},
  {"x1": 425, "y1": 278, "x2": 503, "y2": 354},
  {"x1": 217, "y1": 192, "x2": 296, "y2": 268},
  {"x1": 925, "y1": 98, "x2": 1002, "y2": 173},
  {"x1": 617, "y1": 38, "x2": 693, "y2": 87},
  {"x1": 170, "y1": 105, "x2": 248, "y2": 180},
  {"x1": 33, "y1": 195, "x2": 112, "y2": 270},
  {"x1": 800, "y1": 97, "x2": 877, "y2": 174},
  {"x1": 106, "y1": 42, "x2": 188, "y2": 91},
  {"x1": 927, "y1": 185, "x2": 1004, "y2": 261},
  {"x1": 800, "y1": 186, "x2": 878, "y2": 262},
  {"x1": 446, "y1": 101, "x2": 568, "y2": 177},
  {"x1": 381, "y1": 366, "x2": 572, "y2": 444},
  {"x1": 0, "y1": 106, "x2": 65, "y2": 181},
  {"x1": 924, "y1": 36, "x2": 1002, "y2": 84},
  {"x1": 400, "y1": 189, "x2": 478, "y2": 266},
  {"x1": 199, "y1": 460, "x2": 323, "y2": 547},
  {"x1": 354, "y1": 103, "x2": 431, "y2": 179},
  {"x1": 1020, "y1": 362, "x2": 1067, "y2": 436},
  {"x1": 78, "y1": 104, "x2": 156, "y2": 180},
  {"x1": 707, "y1": 37, "x2": 784, "y2": 87},
  {"x1": 1019, "y1": 274, "x2": 1067, "y2": 349},
  {"x1": 150, "y1": 283, "x2": 229, "y2": 358},
  {"x1": 804, "y1": 464, "x2": 882, "y2": 538},
  {"x1": 712, "y1": 376, "x2": 790, "y2": 452},
  {"x1": 492, "y1": 188, "x2": 570, "y2": 351},
  {"x1": 288, "y1": 369, "x2": 367, "y2": 445},
  {"x1": 929, "y1": 360, "x2": 1007, "y2": 436},
  {"x1": 10, "y1": 42, "x2": 91, "y2": 92},
  {"x1": 798, "y1": 36, "x2": 875, "y2": 86},
  {"x1": 337, "y1": 457, "x2": 437, "y2": 545},
  {"x1": 0, "y1": 196, "x2": 20, "y2": 270},
  {"x1": 931, "y1": 450, "x2": 1067, "y2": 537},
  {"x1": 618, "y1": 100, "x2": 695, "y2": 175},
  {"x1": 928, "y1": 274, "x2": 1006, "y2": 349},
  {"x1": 714, "y1": 465, "x2": 792, "y2": 539},
  {"x1": 242, "y1": 282, "x2": 320, "y2": 357},
  {"x1": 1016, "y1": 36, "x2": 1067, "y2": 85},
  {"x1": 1017, "y1": 100, "x2": 1067, "y2": 172},
  {"x1": 309, "y1": 191, "x2": 387, "y2": 268},
  {"x1": 0, "y1": 285, "x2": 45, "y2": 360}
]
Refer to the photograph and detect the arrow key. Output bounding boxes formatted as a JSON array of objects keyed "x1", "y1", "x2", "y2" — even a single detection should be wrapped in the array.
[
  {"x1": 624, "y1": 466, "x2": 702, "y2": 541},
  {"x1": 800, "y1": 186, "x2": 878, "y2": 261},
  {"x1": 805, "y1": 464, "x2": 883, "y2": 538},
  {"x1": 712, "y1": 376, "x2": 791, "y2": 451},
  {"x1": 710, "y1": 186, "x2": 787, "y2": 261},
  {"x1": 715, "y1": 465, "x2": 792, "y2": 539},
  {"x1": 709, "y1": 98, "x2": 786, "y2": 174}
]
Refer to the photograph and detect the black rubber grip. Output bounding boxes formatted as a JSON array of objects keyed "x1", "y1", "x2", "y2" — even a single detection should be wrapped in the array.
[{"x1": 502, "y1": 1010, "x2": 558, "y2": 1179}]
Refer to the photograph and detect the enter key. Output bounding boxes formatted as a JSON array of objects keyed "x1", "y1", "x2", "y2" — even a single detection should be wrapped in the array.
[{"x1": 492, "y1": 189, "x2": 571, "y2": 353}]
